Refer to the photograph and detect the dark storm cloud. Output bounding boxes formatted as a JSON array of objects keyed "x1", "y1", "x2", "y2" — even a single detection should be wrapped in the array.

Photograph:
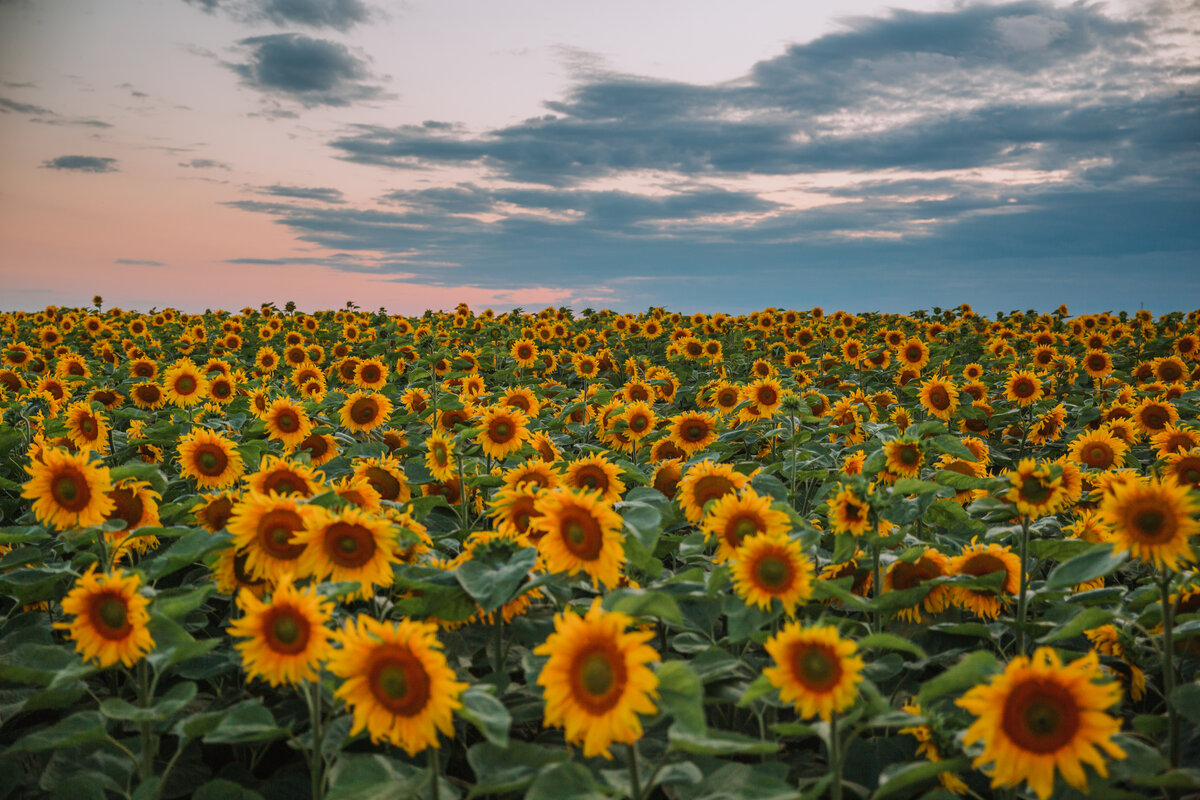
[
  {"x1": 228, "y1": 33, "x2": 385, "y2": 108},
  {"x1": 257, "y1": 184, "x2": 345, "y2": 202},
  {"x1": 42, "y1": 155, "x2": 119, "y2": 173},
  {"x1": 182, "y1": 0, "x2": 370, "y2": 30},
  {"x1": 229, "y1": 0, "x2": 1198, "y2": 311},
  {"x1": 115, "y1": 258, "x2": 166, "y2": 266},
  {"x1": 180, "y1": 158, "x2": 232, "y2": 169}
]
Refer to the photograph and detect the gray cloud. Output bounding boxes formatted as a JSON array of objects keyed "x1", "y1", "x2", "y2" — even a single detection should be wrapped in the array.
[
  {"x1": 229, "y1": 33, "x2": 385, "y2": 108},
  {"x1": 42, "y1": 156, "x2": 119, "y2": 173},
  {"x1": 179, "y1": 158, "x2": 232, "y2": 169},
  {"x1": 115, "y1": 258, "x2": 166, "y2": 266},
  {"x1": 182, "y1": 0, "x2": 370, "y2": 30},
  {"x1": 0, "y1": 96, "x2": 52, "y2": 114},
  {"x1": 256, "y1": 184, "x2": 345, "y2": 202}
]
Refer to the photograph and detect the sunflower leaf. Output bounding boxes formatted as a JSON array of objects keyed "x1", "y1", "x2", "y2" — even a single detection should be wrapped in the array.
[
  {"x1": 455, "y1": 546, "x2": 537, "y2": 613},
  {"x1": 457, "y1": 685, "x2": 511, "y2": 747},
  {"x1": 1044, "y1": 543, "x2": 1128, "y2": 591}
]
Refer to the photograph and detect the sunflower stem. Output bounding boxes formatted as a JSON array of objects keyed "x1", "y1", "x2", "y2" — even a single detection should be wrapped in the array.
[
  {"x1": 136, "y1": 660, "x2": 155, "y2": 781},
  {"x1": 427, "y1": 744, "x2": 441, "y2": 800},
  {"x1": 1159, "y1": 569, "x2": 1180, "y2": 768},
  {"x1": 627, "y1": 743, "x2": 642, "y2": 800},
  {"x1": 871, "y1": 541, "x2": 882, "y2": 634},
  {"x1": 1016, "y1": 515, "x2": 1031, "y2": 656},
  {"x1": 491, "y1": 617, "x2": 505, "y2": 677},
  {"x1": 828, "y1": 710, "x2": 843, "y2": 800},
  {"x1": 305, "y1": 680, "x2": 326, "y2": 800}
]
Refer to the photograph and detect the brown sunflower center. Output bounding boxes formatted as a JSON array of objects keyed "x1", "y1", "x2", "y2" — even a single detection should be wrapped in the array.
[
  {"x1": 266, "y1": 608, "x2": 310, "y2": 654},
  {"x1": 263, "y1": 470, "x2": 308, "y2": 496},
  {"x1": 1019, "y1": 477, "x2": 1054, "y2": 505},
  {"x1": 897, "y1": 445, "x2": 920, "y2": 466},
  {"x1": 1131, "y1": 505, "x2": 1173, "y2": 542},
  {"x1": 889, "y1": 560, "x2": 937, "y2": 591},
  {"x1": 1012, "y1": 378, "x2": 1035, "y2": 398},
  {"x1": 364, "y1": 467, "x2": 401, "y2": 501},
  {"x1": 758, "y1": 387, "x2": 778, "y2": 406},
  {"x1": 927, "y1": 387, "x2": 950, "y2": 409},
  {"x1": 326, "y1": 522, "x2": 377, "y2": 568},
  {"x1": 276, "y1": 410, "x2": 298, "y2": 431},
  {"x1": 352, "y1": 398, "x2": 378, "y2": 424},
  {"x1": 369, "y1": 648, "x2": 431, "y2": 717},
  {"x1": 571, "y1": 646, "x2": 626, "y2": 713},
  {"x1": 92, "y1": 595, "x2": 130, "y2": 638},
  {"x1": 791, "y1": 643, "x2": 841, "y2": 691},
  {"x1": 491, "y1": 421, "x2": 513, "y2": 441},
  {"x1": 52, "y1": 469, "x2": 89, "y2": 511},
  {"x1": 1001, "y1": 679, "x2": 1080, "y2": 754},
  {"x1": 300, "y1": 435, "x2": 328, "y2": 459},
  {"x1": 692, "y1": 475, "x2": 735, "y2": 508},
  {"x1": 561, "y1": 512, "x2": 603, "y2": 560},
  {"x1": 196, "y1": 445, "x2": 227, "y2": 475},
  {"x1": 630, "y1": 415, "x2": 648, "y2": 432},
  {"x1": 175, "y1": 375, "x2": 197, "y2": 394},
  {"x1": 107, "y1": 487, "x2": 144, "y2": 529},
  {"x1": 257, "y1": 511, "x2": 305, "y2": 559},
  {"x1": 755, "y1": 553, "x2": 791, "y2": 590},
  {"x1": 361, "y1": 365, "x2": 381, "y2": 382},
  {"x1": 574, "y1": 466, "x2": 607, "y2": 491}
]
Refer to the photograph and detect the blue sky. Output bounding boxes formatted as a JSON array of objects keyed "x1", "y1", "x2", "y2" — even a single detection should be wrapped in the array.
[{"x1": 1, "y1": 0, "x2": 1197, "y2": 314}]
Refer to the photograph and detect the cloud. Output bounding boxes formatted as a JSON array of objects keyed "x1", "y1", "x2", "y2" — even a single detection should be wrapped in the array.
[
  {"x1": 256, "y1": 184, "x2": 345, "y2": 202},
  {"x1": 228, "y1": 33, "x2": 386, "y2": 109},
  {"x1": 225, "y1": 0, "x2": 1198, "y2": 311},
  {"x1": 42, "y1": 156, "x2": 119, "y2": 173},
  {"x1": 179, "y1": 158, "x2": 232, "y2": 169},
  {"x1": 182, "y1": 0, "x2": 371, "y2": 30},
  {"x1": 115, "y1": 258, "x2": 166, "y2": 266},
  {"x1": 0, "y1": 96, "x2": 52, "y2": 114}
]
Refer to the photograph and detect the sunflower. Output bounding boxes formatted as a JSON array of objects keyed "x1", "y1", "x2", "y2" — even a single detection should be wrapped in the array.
[
  {"x1": 510, "y1": 338, "x2": 539, "y2": 368},
  {"x1": 1004, "y1": 458, "x2": 1068, "y2": 518},
  {"x1": 501, "y1": 460, "x2": 559, "y2": 492},
  {"x1": 262, "y1": 397, "x2": 313, "y2": 449},
  {"x1": 227, "y1": 574, "x2": 333, "y2": 686},
  {"x1": 353, "y1": 357, "x2": 389, "y2": 390},
  {"x1": 22, "y1": 448, "x2": 115, "y2": 530},
  {"x1": 957, "y1": 648, "x2": 1125, "y2": 800},
  {"x1": 63, "y1": 401, "x2": 109, "y2": 454},
  {"x1": 297, "y1": 432, "x2": 339, "y2": 467},
  {"x1": 296, "y1": 506, "x2": 398, "y2": 600},
  {"x1": 103, "y1": 478, "x2": 161, "y2": 560},
  {"x1": 948, "y1": 540, "x2": 1020, "y2": 619},
  {"x1": 896, "y1": 337, "x2": 931, "y2": 371},
  {"x1": 619, "y1": 401, "x2": 656, "y2": 443},
  {"x1": 534, "y1": 600, "x2": 659, "y2": 759},
  {"x1": 1069, "y1": 429, "x2": 1128, "y2": 472},
  {"x1": 424, "y1": 429, "x2": 457, "y2": 482},
  {"x1": 668, "y1": 411, "x2": 720, "y2": 457},
  {"x1": 701, "y1": 487, "x2": 791, "y2": 564},
  {"x1": 476, "y1": 405, "x2": 531, "y2": 461},
  {"x1": 227, "y1": 491, "x2": 315, "y2": 581},
  {"x1": 194, "y1": 490, "x2": 239, "y2": 532},
  {"x1": 1164, "y1": 447, "x2": 1200, "y2": 488},
  {"x1": 162, "y1": 359, "x2": 209, "y2": 407},
  {"x1": 54, "y1": 566, "x2": 154, "y2": 668},
  {"x1": 489, "y1": 483, "x2": 545, "y2": 537},
  {"x1": 883, "y1": 437, "x2": 924, "y2": 478},
  {"x1": 882, "y1": 549, "x2": 951, "y2": 623},
  {"x1": 1151, "y1": 425, "x2": 1200, "y2": 459},
  {"x1": 1004, "y1": 370, "x2": 1044, "y2": 407},
  {"x1": 651, "y1": 458, "x2": 683, "y2": 500},
  {"x1": 532, "y1": 488, "x2": 626, "y2": 589},
  {"x1": 248, "y1": 455, "x2": 322, "y2": 497},
  {"x1": 1082, "y1": 350, "x2": 1113, "y2": 379},
  {"x1": 352, "y1": 456, "x2": 411, "y2": 504},
  {"x1": 731, "y1": 530, "x2": 813, "y2": 615},
  {"x1": 918, "y1": 377, "x2": 960, "y2": 420},
  {"x1": 339, "y1": 391, "x2": 393, "y2": 434},
  {"x1": 676, "y1": 461, "x2": 750, "y2": 524},
  {"x1": 827, "y1": 485, "x2": 872, "y2": 537},
  {"x1": 177, "y1": 427, "x2": 245, "y2": 489},
  {"x1": 328, "y1": 615, "x2": 467, "y2": 755},
  {"x1": 330, "y1": 474, "x2": 383, "y2": 511},
  {"x1": 130, "y1": 381, "x2": 166, "y2": 410},
  {"x1": 764, "y1": 623, "x2": 864, "y2": 721},
  {"x1": 400, "y1": 387, "x2": 431, "y2": 416},
  {"x1": 564, "y1": 453, "x2": 626, "y2": 504},
  {"x1": 1098, "y1": 476, "x2": 1198, "y2": 571},
  {"x1": 745, "y1": 377, "x2": 784, "y2": 418}
]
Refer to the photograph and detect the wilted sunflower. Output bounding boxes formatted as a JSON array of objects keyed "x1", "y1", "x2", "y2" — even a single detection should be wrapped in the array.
[
  {"x1": 227, "y1": 491, "x2": 314, "y2": 581},
  {"x1": 476, "y1": 405, "x2": 531, "y2": 460},
  {"x1": 676, "y1": 461, "x2": 750, "y2": 524},
  {"x1": 668, "y1": 411, "x2": 719, "y2": 457},
  {"x1": 263, "y1": 397, "x2": 313, "y2": 449},
  {"x1": 328, "y1": 615, "x2": 467, "y2": 756},
  {"x1": 701, "y1": 487, "x2": 791, "y2": 564},
  {"x1": 532, "y1": 488, "x2": 626, "y2": 589},
  {"x1": 339, "y1": 391, "x2": 393, "y2": 434},
  {"x1": 564, "y1": 453, "x2": 626, "y2": 504},
  {"x1": 177, "y1": 427, "x2": 245, "y2": 490},
  {"x1": 948, "y1": 539, "x2": 1020, "y2": 619},
  {"x1": 957, "y1": 648, "x2": 1125, "y2": 800},
  {"x1": 227, "y1": 573, "x2": 333, "y2": 686},
  {"x1": 1099, "y1": 476, "x2": 1198, "y2": 571},
  {"x1": 534, "y1": 600, "x2": 660, "y2": 759},
  {"x1": 22, "y1": 447, "x2": 114, "y2": 530},
  {"x1": 764, "y1": 623, "x2": 864, "y2": 721},
  {"x1": 55, "y1": 566, "x2": 154, "y2": 668},
  {"x1": 296, "y1": 506, "x2": 398, "y2": 600},
  {"x1": 162, "y1": 359, "x2": 209, "y2": 407},
  {"x1": 731, "y1": 530, "x2": 813, "y2": 615}
]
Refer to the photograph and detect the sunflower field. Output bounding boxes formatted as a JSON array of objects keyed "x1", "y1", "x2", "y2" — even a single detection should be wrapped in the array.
[{"x1": 1, "y1": 300, "x2": 1199, "y2": 800}]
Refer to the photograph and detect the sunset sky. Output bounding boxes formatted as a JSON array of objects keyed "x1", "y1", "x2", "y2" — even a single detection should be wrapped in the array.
[{"x1": 1, "y1": 0, "x2": 1197, "y2": 315}]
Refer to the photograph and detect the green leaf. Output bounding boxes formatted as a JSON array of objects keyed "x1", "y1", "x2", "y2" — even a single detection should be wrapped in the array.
[
  {"x1": 11, "y1": 710, "x2": 108, "y2": 752},
  {"x1": 603, "y1": 588, "x2": 683, "y2": 625},
  {"x1": 0, "y1": 642, "x2": 78, "y2": 686},
  {"x1": 466, "y1": 740, "x2": 568, "y2": 798},
  {"x1": 668, "y1": 725, "x2": 781, "y2": 755},
  {"x1": 890, "y1": 478, "x2": 944, "y2": 496},
  {"x1": 750, "y1": 472, "x2": 789, "y2": 502},
  {"x1": 192, "y1": 780, "x2": 265, "y2": 800},
  {"x1": 1036, "y1": 607, "x2": 1114, "y2": 644},
  {"x1": 872, "y1": 757, "x2": 969, "y2": 800},
  {"x1": 455, "y1": 546, "x2": 537, "y2": 613},
  {"x1": 656, "y1": 660, "x2": 706, "y2": 734},
  {"x1": 1170, "y1": 684, "x2": 1200, "y2": 725},
  {"x1": 326, "y1": 754, "x2": 428, "y2": 800},
  {"x1": 99, "y1": 681, "x2": 197, "y2": 722},
  {"x1": 1044, "y1": 543, "x2": 1128, "y2": 591},
  {"x1": 617, "y1": 501, "x2": 663, "y2": 551},
  {"x1": 933, "y1": 469, "x2": 991, "y2": 490},
  {"x1": 917, "y1": 651, "x2": 1000, "y2": 705},
  {"x1": 456, "y1": 685, "x2": 511, "y2": 747},
  {"x1": 176, "y1": 699, "x2": 288, "y2": 744},
  {"x1": 857, "y1": 633, "x2": 927, "y2": 660},
  {"x1": 142, "y1": 530, "x2": 231, "y2": 582},
  {"x1": 927, "y1": 434, "x2": 977, "y2": 461},
  {"x1": 152, "y1": 584, "x2": 216, "y2": 620},
  {"x1": 527, "y1": 762, "x2": 608, "y2": 800},
  {"x1": 737, "y1": 673, "x2": 775, "y2": 708},
  {"x1": 109, "y1": 462, "x2": 168, "y2": 495}
]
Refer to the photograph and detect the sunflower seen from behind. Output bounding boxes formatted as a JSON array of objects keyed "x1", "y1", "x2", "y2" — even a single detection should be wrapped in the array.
[
  {"x1": 957, "y1": 648, "x2": 1125, "y2": 800},
  {"x1": 328, "y1": 615, "x2": 467, "y2": 756},
  {"x1": 764, "y1": 623, "x2": 863, "y2": 721},
  {"x1": 534, "y1": 600, "x2": 659, "y2": 759},
  {"x1": 227, "y1": 573, "x2": 333, "y2": 686},
  {"x1": 55, "y1": 566, "x2": 154, "y2": 668}
]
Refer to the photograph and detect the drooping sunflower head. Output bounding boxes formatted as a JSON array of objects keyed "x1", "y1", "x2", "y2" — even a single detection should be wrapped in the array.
[
  {"x1": 54, "y1": 566, "x2": 154, "y2": 668},
  {"x1": 227, "y1": 573, "x2": 334, "y2": 686},
  {"x1": 22, "y1": 447, "x2": 115, "y2": 531},
  {"x1": 1099, "y1": 476, "x2": 1199, "y2": 571},
  {"x1": 533, "y1": 600, "x2": 660, "y2": 759},
  {"x1": 764, "y1": 623, "x2": 864, "y2": 721}
]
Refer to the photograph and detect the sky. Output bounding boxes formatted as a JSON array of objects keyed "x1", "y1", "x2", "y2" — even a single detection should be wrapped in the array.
[{"x1": 1, "y1": 0, "x2": 1198, "y2": 316}]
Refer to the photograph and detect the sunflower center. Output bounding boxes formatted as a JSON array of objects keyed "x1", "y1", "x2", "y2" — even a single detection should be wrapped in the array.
[
  {"x1": 369, "y1": 648, "x2": 431, "y2": 717},
  {"x1": 576, "y1": 467, "x2": 606, "y2": 491},
  {"x1": 561, "y1": 512, "x2": 603, "y2": 560},
  {"x1": 898, "y1": 445, "x2": 920, "y2": 466},
  {"x1": 326, "y1": 522, "x2": 377, "y2": 568},
  {"x1": 258, "y1": 511, "x2": 305, "y2": 559},
  {"x1": 630, "y1": 415, "x2": 648, "y2": 432},
  {"x1": 364, "y1": 467, "x2": 401, "y2": 500},
  {"x1": 107, "y1": 488, "x2": 144, "y2": 529},
  {"x1": 268, "y1": 610, "x2": 310, "y2": 654},
  {"x1": 1019, "y1": 477, "x2": 1053, "y2": 505},
  {"x1": 685, "y1": 424, "x2": 704, "y2": 441},
  {"x1": 693, "y1": 475, "x2": 735, "y2": 508},
  {"x1": 80, "y1": 417, "x2": 95, "y2": 435},
  {"x1": 733, "y1": 516, "x2": 760, "y2": 543},
  {"x1": 755, "y1": 554, "x2": 790, "y2": 589},
  {"x1": 52, "y1": 470, "x2": 90, "y2": 511},
  {"x1": 198, "y1": 448, "x2": 223, "y2": 473},
  {"x1": 492, "y1": 421, "x2": 512, "y2": 441},
  {"x1": 579, "y1": 652, "x2": 615, "y2": 697},
  {"x1": 95, "y1": 597, "x2": 128, "y2": 634},
  {"x1": 352, "y1": 399, "x2": 377, "y2": 423},
  {"x1": 759, "y1": 388, "x2": 777, "y2": 405},
  {"x1": 176, "y1": 376, "x2": 196, "y2": 394},
  {"x1": 1087, "y1": 445, "x2": 1112, "y2": 467},
  {"x1": 928, "y1": 388, "x2": 949, "y2": 409},
  {"x1": 1133, "y1": 508, "x2": 1170, "y2": 541},
  {"x1": 1002, "y1": 680, "x2": 1079, "y2": 754},
  {"x1": 792, "y1": 643, "x2": 841, "y2": 691},
  {"x1": 277, "y1": 412, "x2": 297, "y2": 431},
  {"x1": 1013, "y1": 379, "x2": 1034, "y2": 397}
]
